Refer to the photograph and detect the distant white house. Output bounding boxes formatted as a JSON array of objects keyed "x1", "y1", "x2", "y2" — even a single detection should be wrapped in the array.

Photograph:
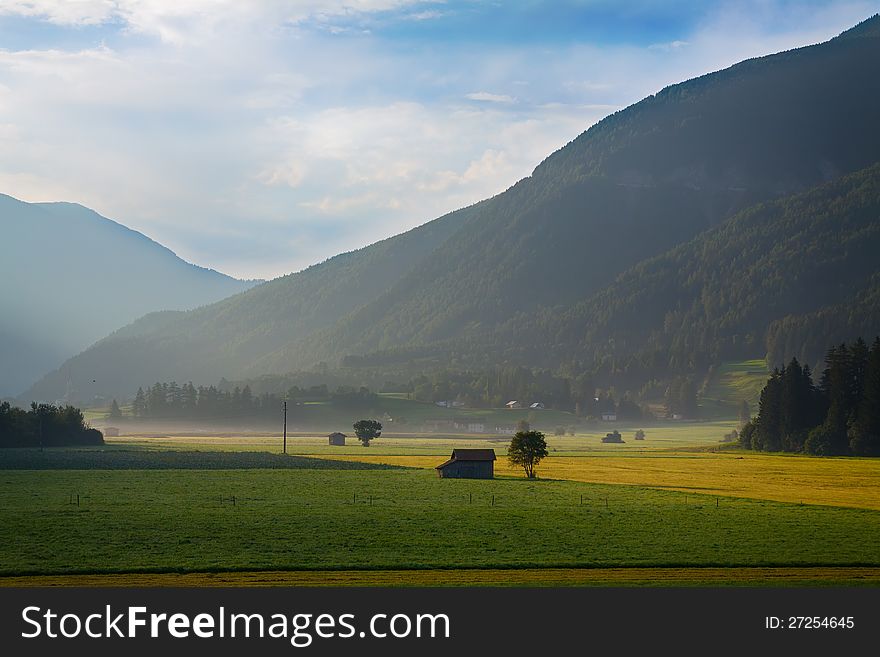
[
  {"x1": 467, "y1": 422, "x2": 486, "y2": 433},
  {"x1": 435, "y1": 400, "x2": 465, "y2": 408},
  {"x1": 671, "y1": 413, "x2": 684, "y2": 420},
  {"x1": 495, "y1": 425, "x2": 516, "y2": 435},
  {"x1": 601, "y1": 412, "x2": 618, "y2": 422},
  {"x1": 506, "y1": 400, "x2": 522, "y2": 409},
  {"x1": 529, "y1": 402, "x2": 545, "y2": 410}
]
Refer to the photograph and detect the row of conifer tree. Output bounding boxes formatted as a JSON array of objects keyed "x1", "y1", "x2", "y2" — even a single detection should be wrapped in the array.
[{"x1": 741, "y1": 337, "x2": 880, "y2": 455}]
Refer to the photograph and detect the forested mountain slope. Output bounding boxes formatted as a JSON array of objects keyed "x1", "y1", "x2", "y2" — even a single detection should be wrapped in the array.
[{"x1": 525, "y1": 162, "x2": 880, "y2": 379}]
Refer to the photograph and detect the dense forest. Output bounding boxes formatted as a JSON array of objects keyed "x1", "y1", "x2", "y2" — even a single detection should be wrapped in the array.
[
  {"x1": 24, "y1": 16, "x2": 880, "y2": 406},
  {"x1": 524, "y1": 161, "x2": 880, "y2": 379},
  {"x1": 126, "y1": 382, "x2": 379, "y2": 420},
  {"x1": 741, "y1": 338, "x2": 880, "y2": 456},
  {"x1": 0, "y1": 402, "x2": 103, "y2": 448}
]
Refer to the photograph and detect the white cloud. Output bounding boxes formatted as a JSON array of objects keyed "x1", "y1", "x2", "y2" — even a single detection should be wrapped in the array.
[
  {"x1": 0, "y1": 0, "x2": 116, "y2": 25},
  {"x1": 465, "y1": 91, "x2": 515, "y2": 103},
  {"x1": 648, "y1": 40, "x2": 689, "y2": 52},
  {"x1": 0, "y1": 1, "x2": 436, "y2": 41}
]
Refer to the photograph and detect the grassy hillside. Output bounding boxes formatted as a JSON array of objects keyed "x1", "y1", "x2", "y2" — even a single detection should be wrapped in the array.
[{"x1": 700, "y1": 360, "x2": 770, "y2": 418}]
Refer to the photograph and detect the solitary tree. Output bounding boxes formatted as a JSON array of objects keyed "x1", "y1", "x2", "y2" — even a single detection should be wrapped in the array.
[
  {"x1": 508, "y1": 430, "x2": 548, "y2": 479},
  {"x1": 634, "y1": 429, "x2": 646, "y2": 440},
  {"x1": 353, "y1": 419, "x2": 382, "y2": 447}
]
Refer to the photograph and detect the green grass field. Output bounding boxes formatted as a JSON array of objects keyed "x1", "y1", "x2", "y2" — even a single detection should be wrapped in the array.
[
  {"x1": 701, "y1": 359, "x2": 770, "y2": 418},
  {"x1": 3, "y1": 414, "x2": 879, "y2": 587},
  {"x1": 1, "y1": 461, "x2": 879, "y2": 578}
]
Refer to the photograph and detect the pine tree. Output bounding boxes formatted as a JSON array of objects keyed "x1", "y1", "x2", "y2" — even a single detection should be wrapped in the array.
[
  {"x1": 167, "y1": 382, "x2": 182, "y2": 415},
  {"x1": 812, "y1": 345, "x2": 851, "y2": 454},
  {"x1": 132, "y1": 387, "x2": 146, "y2": 417},
  {"x1": 850, "y1": 337, "x2": 880, "y2": 456},
  {"x1": 754, "y1": 368, "x2": 782, "y2": 451},
  {"x1": 108, "y1": 399, "x2": 122, "y2": 420}
]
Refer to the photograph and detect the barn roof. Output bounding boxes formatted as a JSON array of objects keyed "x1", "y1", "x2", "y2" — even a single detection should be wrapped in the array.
[
  {"x1": 435, "y1": 448, "x2": 496, "y2": 469},
  {"x1": 452, "y1": 449, "x2": 496, "y2": 461}
]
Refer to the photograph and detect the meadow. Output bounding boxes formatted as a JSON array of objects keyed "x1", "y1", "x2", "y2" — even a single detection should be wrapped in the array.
[
  {"x1": 2, "y1": 414, "x2": 879, "y2": 587},
  {"x1": 2, "y1": 466, "x2": 880, "y2": 579},
  {"x1": 700, "y1": 359, "x2": 770, "y2": 417},
  {"x1": 103, "y1": 424, "x2": 880, "y2": 510}
]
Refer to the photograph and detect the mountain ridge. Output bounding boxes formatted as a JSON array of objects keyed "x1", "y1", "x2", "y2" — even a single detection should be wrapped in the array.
[{"x1": 0, "y1": 194, "x2": 260, "y2": 396}]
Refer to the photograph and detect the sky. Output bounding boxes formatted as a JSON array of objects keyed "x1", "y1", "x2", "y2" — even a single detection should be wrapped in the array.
[{"x1": 0, "y1": 1, "x2": 877, "y2": 280}]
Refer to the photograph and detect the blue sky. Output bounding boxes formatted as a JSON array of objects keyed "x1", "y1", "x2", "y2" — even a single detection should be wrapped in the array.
[{"x1": 1, "y1": 0, "x2": 877, "y2": 279}]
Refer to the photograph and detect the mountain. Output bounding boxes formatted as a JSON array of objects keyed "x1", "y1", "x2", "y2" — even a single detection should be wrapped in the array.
[
  {"x1": 25, "y1": 15, "x2": 880, "y2": 403},
  {"x1": 509, "y1": 161, "x2": 880, "y2": 379},
  {"x1": 0, "y1": 195, "x2": 259, "y2": 396}
]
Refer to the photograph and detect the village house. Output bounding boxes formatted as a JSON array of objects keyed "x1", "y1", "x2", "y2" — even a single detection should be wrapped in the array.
[
  {"x1": 505, "y1": 400, "x2": 523, "y2": 409},
  {"x1": 435, "y1": 449, "x2": 496, "y2": 479}
]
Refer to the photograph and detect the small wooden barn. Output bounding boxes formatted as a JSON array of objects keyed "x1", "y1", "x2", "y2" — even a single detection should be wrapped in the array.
[
  {"x1": 435, "y1": 448, "x2": 496, "y2": 479},
  {"x1": 328, "y1": 432, "x2": 347, "y2": 446}
]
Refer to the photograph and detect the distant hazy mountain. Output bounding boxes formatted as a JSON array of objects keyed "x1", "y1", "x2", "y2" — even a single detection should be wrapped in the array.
[
  {"x1": 0, "y1": 195, "x2": 259, "y2": 396},
  {"x1": 26, "y1": 15, "x2": 880, "y2": 402}
]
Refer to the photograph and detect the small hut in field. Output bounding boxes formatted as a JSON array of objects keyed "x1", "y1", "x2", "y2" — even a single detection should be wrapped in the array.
[
  {"x1": 328, "y1": 432, "x2": 347, "y2": 446},
  {"x1": 435, "y1": 449, "x2": 496, "y2": 479},
  {"x1": 601, "y1": 430, "x2": 624, "y2": 444}
]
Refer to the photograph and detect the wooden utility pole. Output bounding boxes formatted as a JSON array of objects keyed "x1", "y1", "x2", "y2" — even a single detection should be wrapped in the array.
[{"x1": 283, "y1": 400, "x2": 287, "y2": 454}]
